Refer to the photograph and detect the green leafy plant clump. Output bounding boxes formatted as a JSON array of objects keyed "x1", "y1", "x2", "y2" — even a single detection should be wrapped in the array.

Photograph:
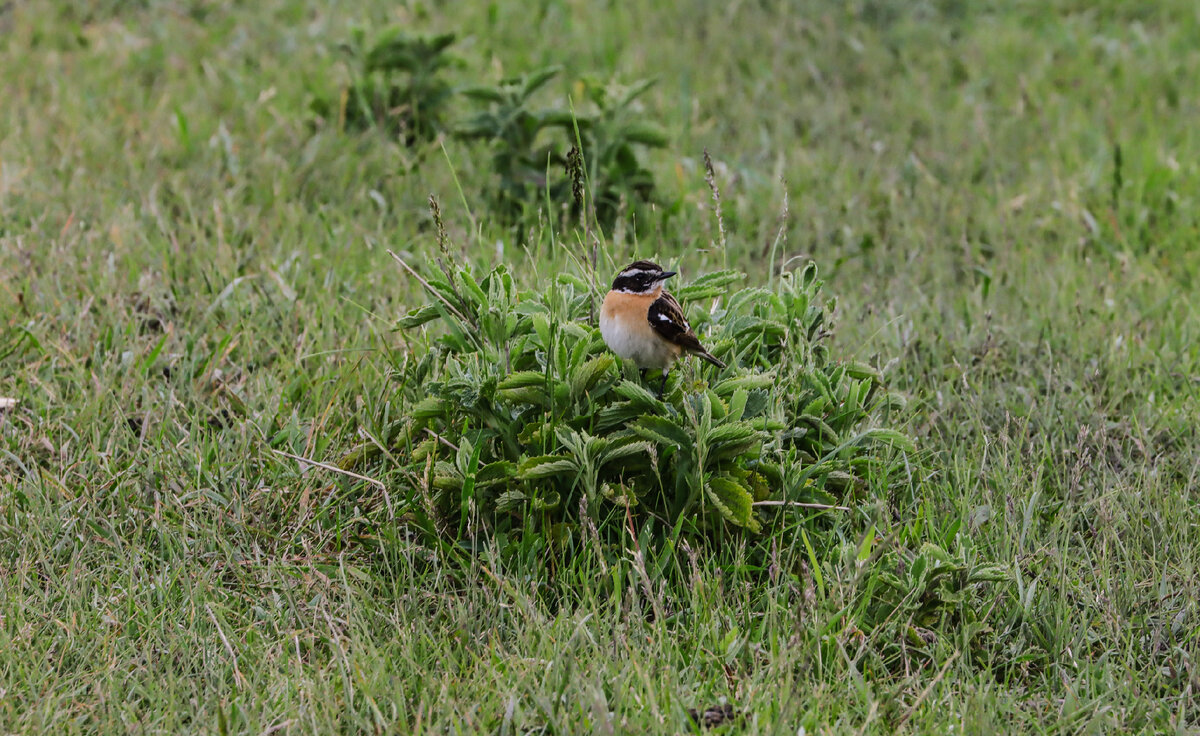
[
  {"x1": 311, "y1": 24, "x2": 669, "y2": 229},
  {"x1": 456, "y1": 68, "x2": 668, "y2": 227},
  {"x1": 352, "y1": 256, "x2": 911, "y2": 558},
  {"x1": 312, "y1": 28, "x2": 458, "y2": 144}
]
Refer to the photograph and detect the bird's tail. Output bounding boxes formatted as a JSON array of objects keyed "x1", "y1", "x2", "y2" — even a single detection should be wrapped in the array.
[{"x1": 695, "y1": 350, "x2": 727, "y2": 370}]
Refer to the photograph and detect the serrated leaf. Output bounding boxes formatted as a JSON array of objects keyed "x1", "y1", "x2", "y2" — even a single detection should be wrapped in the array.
[
  {"x1": 498, "y1": 371, "x2": 547, "y2": 390},
  {"x1": 532, "y1": 313, "x2": 551, "y2": 348},
  {"x1": 476, "y1": 460, "x2": 517, "y2": 483},
  {"x1": 595, "y1": 401, "x2": 643, "y2": 431},
  {"x1": 844, "y1": 361, "x2": 882, "y2": 382},
  {"x1": 854, "y1": 428, "x2": 915, "y2": 452},
  {"x1": 706, "y1": 422, "x2": 758, "y2": 447},
  {"x1": 705, "y1": 422, "x2": 763, "y2": 461},
  {"x1": 749, "y1": 417, "x2": 787, "y2": 431},
  {"x1": 397, "y1": 303, "x2": 440, "y2": 328},
  {"x1": 560, "y1": 321, "x2": 590, "y2": 342},
  {"x1": 705, "y1": 476, "x2": 754, "y2": 527},
  {"x1": 410, "y1": 397, "x2": 445, "y2": 420},
  {"x1": 554, "y1": 273, "x2": 590, "y2": 291},
  {"x1": 409, "y1": 437, "x2": 438, "y2": 463},
  {"x1": 632, "y1": 415, "x2": 691, "y2": 448},
  {"x1": 432, "y1": 473, "x2": 462, "y2": 491},
  {"x1": 495, "y1": 489, "x2": 527, "y2": 512},
  {"x1": 727, "y1": 388, "x2": 749, "y2": 422},
  {"x1": 797, "y1": 414, "x2": 838, "y2": 440},
  {"x1": 570, "y1": 354, "x2": 616, "y2": 398},
  {"x1": 531, "y1": 490, "x2": 562, "y2": 511},
  {"x1": 458, "y1": 269, "x2": 488, "y2": 306},
  {"x1": 599, "y1": 439, "x2": 654, "y2": 465},
  {"x1": 613, "y1": 380, "x2": 662, "y2": 409},
  {"x1": 968, "y1": 565, "x2": 1009, "y2": 583},
  {"x1": 705, "y1": 389, "x2": 727, "y2": 421},
  {"x1": 497, "y1": 386, "x2": 551, "y2": 408},
  {"x1": 672, "y1": 270, "x2": 745, "y2": 302},
  {"x1": 713, "y1": 373, "x2": 775, "y2": 397},
  {"x1": 600, "y1": 482, "x2": 640, "y2": 507},
  {"x1": 518, "y1": 455, "x2": 578, "y2": 479}
]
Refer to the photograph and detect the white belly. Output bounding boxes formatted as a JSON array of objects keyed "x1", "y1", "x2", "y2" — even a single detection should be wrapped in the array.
[{"x1": 600, "y1": 310, "x2": 678, "y2": 373}]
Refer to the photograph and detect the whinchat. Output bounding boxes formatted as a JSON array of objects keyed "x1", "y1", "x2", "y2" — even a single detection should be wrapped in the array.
[{"x1": 599, "y1": 260, "x2": 726, "y2": 389}]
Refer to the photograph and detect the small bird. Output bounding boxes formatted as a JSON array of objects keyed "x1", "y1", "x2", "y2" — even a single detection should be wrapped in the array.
[{"x1": 599, "y1": 260, "x2": 726, "y2": 392}]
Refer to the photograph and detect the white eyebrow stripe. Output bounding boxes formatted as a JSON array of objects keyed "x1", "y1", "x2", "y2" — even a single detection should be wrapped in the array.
[{"x1": 620, "y1": 269, "x2": 656, "y2": 277}]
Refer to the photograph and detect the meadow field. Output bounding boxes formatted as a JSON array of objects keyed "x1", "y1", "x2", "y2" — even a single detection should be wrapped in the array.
[{"x1": 2, "y1": 1, "x2": 1200, "y2": 733}]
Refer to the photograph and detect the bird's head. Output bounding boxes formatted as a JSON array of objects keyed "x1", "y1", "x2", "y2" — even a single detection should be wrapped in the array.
[{"x1": 611, "y1": 260, "x2": 676, "y2": 294}]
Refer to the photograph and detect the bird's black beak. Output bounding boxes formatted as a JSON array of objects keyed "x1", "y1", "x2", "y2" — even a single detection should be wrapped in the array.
[{"x1": 658, "y1": 271, "x2": 677, "y2": 281}]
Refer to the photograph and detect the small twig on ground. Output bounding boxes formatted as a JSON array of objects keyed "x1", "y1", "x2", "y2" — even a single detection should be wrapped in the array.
[
  {"x1": 424, "y1": 428, "x2": 461, "y2": 453},
  {"x1": 752, "y1": 500, "x2": 851, "y2": 511},
  {"x1": 271, "y1": 448, "x2": 386, "y2": 490}
]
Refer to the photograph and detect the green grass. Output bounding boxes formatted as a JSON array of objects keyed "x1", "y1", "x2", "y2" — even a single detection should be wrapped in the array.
[{"x1": 3, "y1": 0, "x2": 1200, "y2": 733}]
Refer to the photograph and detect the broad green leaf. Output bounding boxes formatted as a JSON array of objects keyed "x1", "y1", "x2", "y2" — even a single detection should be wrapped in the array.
[
  {"x1": 968, "y1": 565, "x2": 1009, "y2": 583},
  {"x1": 632, "y1": 415, "x2": 691, "y2": 448},
  {"x1": 802, "y1": 397, "x2": 829, "y2": 416},
  {"x1": 410, "y1": 397, "x2": 445, "y2": 420},
  {"x1": 613, "y1": 380, "x2": 662, "y2": 409},
  {"x1": 409, "y1": 437, "x2": 438, "y2": 462},
  {"x1": 673, "y1": 269, "x2": 745, "y2": 301},
  {"x1": 595, "y1": 402, "x2": 643, "y2": 430},
  {"x1": 705, "y1": 422, "x2": 762, "y2": 461},
  {"x1": 518, "y1": 455, "x2": 578, "y2": 479},
  {"x1": 705, "y1": 476, "x2": 754, "y2": 527},
  {"x1": 571, "y1": 354, "x2": 616, "y2": 398},
  {"x1": 497, "y1": 371, "x2": 546, "y2": 390},
  {"x1": 713, "y1": 373, "x2": 775, "y2": 397},
  {"x1": 845, "y1": 361, "x2": 882, "y2": 382},
  {"x1": 497, "y1": 386, "x2": 550, "y2": 408},
  {"x1": 560, "y1": 321, "x2": 590, "y2": 342},
  {"x1": 538, "y1": 109, "x2": 586, "y2": 129},
  {"x1": 495, "y1": 490, "x2": 527, "y2": 512},
  {"x1": 458, "y1": 269, "x2": 488, "y2": 306},
  {"x1": 520, "y1": 66, "x2": 562, "y2": 97},
  {"x1": 727, "y1": 388, "x2": 749, "y2": 422},
  {"x1": 397, "y1": 304, "x2": 440, "y2": 328},
  {"x1": 532, "y1": 313, "x2": 551, "y2": 348},
  {"x1": 531, "y1": 490, "x2": 562, "y2": 511},
  {"x1": 854, "y1": 428, "x2": 915, "y2": 452},
  {"x1": 476, "y1": 460, "x2": 517, "y2": 484},
  {"x1": 623, "y1": 121, "x2": 669, "y2": 148},
  {"x1": 705, "y1": 422, "x2": 758, "y2": 448},
  {"x1": 599, "y1": 439, "x2": 655, "y2": 465},
  {"x1": 705, "y1": 389, "x2": 727, "y2": 421},
  {"x1": 458, "y1": 85, "x2": 506, "y2": 103},
  {"x1": 432, "y1": 473, "x2": 462, "y2": 491},
  {"x1": 554, "y1": 273, "x2": 590, "y2": 291},
  {"x1": 600, "y1": 482, "x2": 639, "y2": 507}
]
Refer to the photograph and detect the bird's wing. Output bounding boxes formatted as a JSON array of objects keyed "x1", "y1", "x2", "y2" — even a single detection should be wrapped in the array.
[{"x1": 648, "y1": 292, "x2": 708, "y2": 354}]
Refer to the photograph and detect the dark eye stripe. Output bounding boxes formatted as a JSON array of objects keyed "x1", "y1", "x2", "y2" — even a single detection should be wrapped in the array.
[{"x1": 612, "y1": 273, "x2": 657, "y2": 292}]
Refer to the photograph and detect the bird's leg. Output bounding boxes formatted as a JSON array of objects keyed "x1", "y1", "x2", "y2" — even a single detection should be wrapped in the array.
[{"x1": 657, "y1": 370, "x2": 668, "y2": 399}]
